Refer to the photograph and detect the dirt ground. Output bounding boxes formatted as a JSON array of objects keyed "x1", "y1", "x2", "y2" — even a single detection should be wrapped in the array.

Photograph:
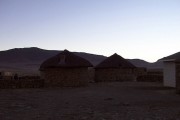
[{"x1": 0, "y1": 82, "x2": 180, "y2": 120}]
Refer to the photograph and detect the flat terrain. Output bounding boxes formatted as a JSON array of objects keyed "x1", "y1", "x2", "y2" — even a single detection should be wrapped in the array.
[{"x1": 0, "y1": 82, "x2": 180, "y2": 120}]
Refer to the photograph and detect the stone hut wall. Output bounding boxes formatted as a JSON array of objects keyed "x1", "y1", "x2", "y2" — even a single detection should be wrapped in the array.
[
  {"x1": 95, "y1": 68, "x2": 136, "y2": 82},
  {"x1": 88, "y1": 67, "x2": 95, "y2": 82},
  {"x1": 176, "y1": 63, "x2": 180, "y2": 93},
  {"x1": 137, "y1": 69, "x2": 163, "y2": 82},
  {"x1": 133, "y1": 67, "x2": 147, "y2": 76},
  {"x1": 41, "y1": 68, "x2": 90, "y2": 87}
]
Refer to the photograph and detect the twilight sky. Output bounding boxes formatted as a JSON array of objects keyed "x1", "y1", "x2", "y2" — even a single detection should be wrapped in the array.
[{"x1": 0, "y1": 0, "x2": 180, "y2": 62}]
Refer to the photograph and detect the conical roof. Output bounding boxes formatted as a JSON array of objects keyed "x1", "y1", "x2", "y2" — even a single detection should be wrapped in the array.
[
  {"x1": 39, "y1": 50, "x2": 93, "y2": 70},
  {"x1": 95, "y1": 53, "x2": 136, "y2": 69}
]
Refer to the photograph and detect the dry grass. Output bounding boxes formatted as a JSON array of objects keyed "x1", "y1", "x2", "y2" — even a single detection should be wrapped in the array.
[{"x1": 0, "y1": 82, "x2": 180, "y2": 120}]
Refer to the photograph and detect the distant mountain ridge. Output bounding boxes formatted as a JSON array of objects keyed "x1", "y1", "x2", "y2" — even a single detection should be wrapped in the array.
[
  {"x1": 0, "y1": 47, "x2": 170, "y2": 74},
  {"x1": 0, "y1": 47, "x2": 59, "y2": 63},
  {"x1": 0, "y1": 47, "x2": 107, "y2": 65},
  {"x1": 0, "y1": 47, "x2": 150, "y2": 67},
  {"x1": 0, "y1": 47, "x2": 106, "y2": 74}
]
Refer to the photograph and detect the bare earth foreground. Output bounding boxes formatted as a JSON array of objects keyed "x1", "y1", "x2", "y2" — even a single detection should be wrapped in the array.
[{"x1": 0, "y1": 82, "x2": 180, "y2": 120}]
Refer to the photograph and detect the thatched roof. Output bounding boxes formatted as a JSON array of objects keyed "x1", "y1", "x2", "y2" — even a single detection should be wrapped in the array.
[
  {"x1": 163, "y1": 59, "x2": 180, "y2": 63},
  {"x1": 39, "y1": 50, "x2": 93, "y2": 70},
  {"x1": 95, "y1": 53, "x2": 136, "y2": 69}
]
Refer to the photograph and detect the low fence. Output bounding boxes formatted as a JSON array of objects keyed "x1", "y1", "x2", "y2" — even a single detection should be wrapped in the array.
[
  {"x1": 0, "y1": 69, "x2": 164, "y2": 89},
  {"x1": 0, "y1": 78, "x2": 44, "y2": 89},
  {"x1": 136, "y1": 75, "x2": 163, "y2": 82}
]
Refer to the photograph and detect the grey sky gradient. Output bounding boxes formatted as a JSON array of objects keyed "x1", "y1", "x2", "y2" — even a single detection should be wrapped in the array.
[{"x1": 0, "y1": 0, "x2": 180, "y2": 62}]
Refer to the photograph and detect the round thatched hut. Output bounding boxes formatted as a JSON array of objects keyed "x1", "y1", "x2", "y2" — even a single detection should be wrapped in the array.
[
  {"x1": 39, "y1": 50, "x2": 93, "y2": 87},
  {"x1": 94, "y1": 53, "x2": 136, "y2": 82}
]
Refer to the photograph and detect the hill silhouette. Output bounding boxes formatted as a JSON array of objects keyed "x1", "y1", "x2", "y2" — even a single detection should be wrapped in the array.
[
  {"x1": 0, "y1": 47, "x2": 106, "y2": 74},
  {"x1": 0, "y1": 47, "x2": 59, "y2": 63},
  {"x1": 0, "y1": 47, "x2": 165, "y2": 75}
]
